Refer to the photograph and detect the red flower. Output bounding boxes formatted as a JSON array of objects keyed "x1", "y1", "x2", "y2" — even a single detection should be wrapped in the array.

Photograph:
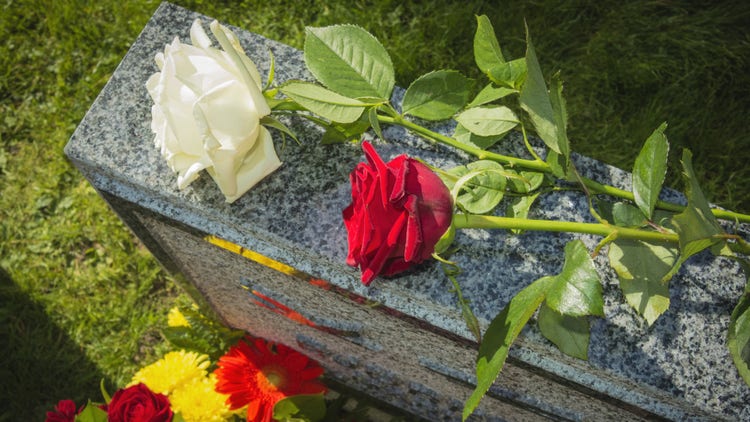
[
  {"x1": 104, "y1": 383, "x2": 173, "y2": 422},
  {"x1": 343, "y1": 141, "x2": 453, "y2": 285},
  {"x1": 214, "y1": 336, "x2": 327, "y2": 422},
  {"x1": 45, "y1": 399, "x2": 82, "y2": 422}
]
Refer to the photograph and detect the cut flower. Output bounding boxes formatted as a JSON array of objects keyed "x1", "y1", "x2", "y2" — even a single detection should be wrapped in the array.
[
  {"x1": 104, "y1": 383, "x2": 173, "y2": 422},
  {"x1": 343, "y1": 141, "x2": 453, "y2": 285},
  {"x1": 44, "y1": 399, "x2": 82, "y2": 422},
  {"x1": 130, "y1": 350, "x2": 210, "y2": 395},
  {"x1": 147, "y1": 19, "x2": 282, "y2": 203},
  {"x1": 167, "y1": 306, "x2": 190, "y2": 328},
  {"x1": 169, "y1": 374, "x2": 236, "y2": 422},
  {"x1": 214, "y1": 335, "x2": 327, "y2": 422}
]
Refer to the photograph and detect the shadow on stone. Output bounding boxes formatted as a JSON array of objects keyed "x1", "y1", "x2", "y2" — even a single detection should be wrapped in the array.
[{"x1": 0, "y1": 267, "x2": 109, "y2": 421}]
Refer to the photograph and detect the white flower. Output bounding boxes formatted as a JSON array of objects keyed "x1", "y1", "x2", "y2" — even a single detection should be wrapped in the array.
[{"x1": 147, "y1": 19, "x2": 282, "y2": 203}]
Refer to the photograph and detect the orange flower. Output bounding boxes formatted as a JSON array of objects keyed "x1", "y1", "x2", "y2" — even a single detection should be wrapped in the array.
[{"x1": 213, "y1": 336, "x2": 326, "y2": 422}]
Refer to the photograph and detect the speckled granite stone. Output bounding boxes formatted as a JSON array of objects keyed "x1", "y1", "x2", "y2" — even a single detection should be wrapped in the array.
[{"x1": 65, "y1": 2, "x2": 750, "y2": 420}]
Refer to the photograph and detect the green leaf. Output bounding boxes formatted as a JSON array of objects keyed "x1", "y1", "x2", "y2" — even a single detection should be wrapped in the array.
[
  {"x1": 488, "y1": 59, "x2": 527, "y2": 89},
  {"x1": 729, "y1": 264, "x2": 750, "y2": 386},
  {"x1": 548, "y1": 72, "x2": 570, "y2": 157},
  {"x1": 666, "y1": 150, "x2": 724, "y2": 281},
  {"x1": 612, "y1": 202, "x2": 647, "y2": 227},
  {"x1": 261, "y1": 116, "x2": 299, "y2": 144},
  {"x1": 712, "y1": 240, "x2": 736, "y2": 257},
  {"x1": 163, "y1": 306, "x2": 245, "y2": 361},
  {"x1": 505, "y1": 193, "x2": 540, "y2": 234},
  {"x1": 453, "y1": 123, "x2": 504, "y2": 150},
  {"x1": 464, "y1": 275, "x2": 554, "y2": 421},
  {"x1": 519, "y1": 27, "x2": 568, "y2": 158},
  {"x1": 443, "y1": 263, "x2": 482, "y2": 343},
  {"x1": 608, "y1": 240, "x2": 677, "y2": 325},
  {"x1": 538, "y1": 304, "x2": 590, "y2": 360},
  {"x1": 455, "y1": 106, "x2": 518, "y2": 137},
  {"x1": 546, "y1": 240, "x2": 604, "y2": 317},
  {"x1": 402, "y1": 70, "x2": 471, "y2": 121},
  {"x1": 472, "y1": 16, "x2": 526, "y2": 88},
  {"x1": 273, "y1": 394, "x2": 327, "y2": 422},
  {"x1": 163, "y1": 326, "x2": 213, "y2": 356},
  {"x1": 545, "y1": 149, "x2": 572, "y2": 179},
  {"x1": 504, "y1": 170, "x2": 544, "y2": 234},
  {"x1": 460, "y1": 297, "x2": 482, "y2": 345},
  {"x1": 304, "y1": 25, "x2": 395, "y2": 99},
  {"x1": 466, "y1": 83, "x2": 516, "y2": 109},
  {"x1": 597, "y1": 201, "x2": 648, "y2": 228},
  {"x1": 321, "y1": 117, "x2": 371, "y2": 144},
  {"x1": 261, "y1": 47, "x2": 276, "y2": 91},
  {"x1": 633, "y1": 122, "x2": 669, "y2": 219},
  {"x1": 506, "y1": 170, "x2": 544, "y2": 194},
  {"x1": 74, "y1": 402, "x2": 107, "y2": 422},
  {"x1": 730, "y1": 290, "x2": 750, "y2": 387},
  {"x1": 280, "y1": 82, "x2": 366, "y2": 123},
  {"x1": 446, "y1": 160, "x2": 507, "y2": 214},
  {"x1": 367, "y1": 107, "x2": 384, "y2": 141},
  {"x1": 99, "y1": 378, "x2": 111, "y2": 403},
  {"x1": 473, "y1": 15, "x2": 506, "y2": 74}
]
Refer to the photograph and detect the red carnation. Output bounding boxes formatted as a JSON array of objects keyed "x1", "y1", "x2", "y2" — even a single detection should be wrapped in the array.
[
  {"x1": 45, "y1": 399, "x2": 82, "y2": 422},
  {"x1": 343, "y1": 141, "x2": 453, "y2": 285},
  {"x1": 214, "y1": 336, "x2": 327, "y2": 422},
  {"x1": 104, "y1": 383, "x2": 173, "y2": 422}
]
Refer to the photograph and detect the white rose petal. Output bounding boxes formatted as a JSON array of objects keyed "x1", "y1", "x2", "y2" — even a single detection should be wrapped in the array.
[
  {"x1": 146, "y1": 19, "x2": 281, "y2": 203},
  {"x1": 207, "y1": 127, "x2": 282, "y2": 203}
]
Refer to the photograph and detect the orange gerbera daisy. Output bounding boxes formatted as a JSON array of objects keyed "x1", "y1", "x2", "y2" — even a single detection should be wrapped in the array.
[{"x1": 213, "y1": 336, "x2": 327, "y2": 422}]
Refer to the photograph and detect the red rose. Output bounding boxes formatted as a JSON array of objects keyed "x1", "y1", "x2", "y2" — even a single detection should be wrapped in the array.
[
  {"x1": 343, "y1": 141, "x2": 453, "y2": 285},
  {"x1": 104, "y1": 383, "x2": 173, "y2": 422},
  {"x1": 45, "y1": 399, "x2": 82, "y2": 422}
]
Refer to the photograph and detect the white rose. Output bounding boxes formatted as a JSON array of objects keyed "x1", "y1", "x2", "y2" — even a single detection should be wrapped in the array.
[{"x1": 147, "y1": 19, "x2": 281, "y2": 203}]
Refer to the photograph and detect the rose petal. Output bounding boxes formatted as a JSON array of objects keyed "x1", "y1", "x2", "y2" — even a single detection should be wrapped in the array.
[
  {"x1": 206, "y1": 127, "x2": 282, "y2": 203},
  {"x1": 189, "y1": 19, "x2": 212, "y2": 49},
  {"x1": 402, "y1": 194, "x2": 423, "y2": 262}
]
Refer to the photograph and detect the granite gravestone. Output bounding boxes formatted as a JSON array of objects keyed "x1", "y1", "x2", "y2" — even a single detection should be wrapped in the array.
[{"x1": 65, "y1": 2, "x2": 750, "y2": 420}]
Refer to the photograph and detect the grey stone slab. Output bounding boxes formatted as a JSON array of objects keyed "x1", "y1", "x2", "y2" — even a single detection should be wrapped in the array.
[{"x1": 65, "y1": 2, "x2": 750, "y2": 420}]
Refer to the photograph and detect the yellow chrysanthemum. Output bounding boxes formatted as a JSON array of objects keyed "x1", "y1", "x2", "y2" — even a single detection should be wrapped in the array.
[
  {"x1": 167, "y1": 307, "x2": 190, "y2": 327},
  {"x1": 130, "y1": 350, "x2": 210, "y2": 395},
  {"x1": 170, "y1": 374, "x2": 237, "y2": 422}
]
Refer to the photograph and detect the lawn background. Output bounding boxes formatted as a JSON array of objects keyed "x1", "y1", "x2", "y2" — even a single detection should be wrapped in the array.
[{"x1": 2, "y1": 0, "x2": 749, "y2": 420}]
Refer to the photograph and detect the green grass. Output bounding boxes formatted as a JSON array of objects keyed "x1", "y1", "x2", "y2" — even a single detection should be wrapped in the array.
[{"x1": 1, "y1": 0, "x2": 749, "y2": 419}]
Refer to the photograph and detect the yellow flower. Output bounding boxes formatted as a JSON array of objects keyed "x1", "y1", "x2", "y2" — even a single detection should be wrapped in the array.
[
  {"x1": 130, "y1": 350, "x2": 210, "y2": 395},
  {"x1": 170, "y1": 374, "x2": 238, "y2": 422},
  {"x1": 168, "y1": 307, "x2": 191, "y2": 327}
]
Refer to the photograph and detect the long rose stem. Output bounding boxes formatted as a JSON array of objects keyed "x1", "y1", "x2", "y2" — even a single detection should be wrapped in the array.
[
  {"x1": 453, "y1": 214, "x2": 750, "y2": 255},
  {"x1": 377, "y1": 114, "x2": 750, "y2": 224},
  {"x1": 453, "y1": 214, "x2": 678, "y2": 244}
]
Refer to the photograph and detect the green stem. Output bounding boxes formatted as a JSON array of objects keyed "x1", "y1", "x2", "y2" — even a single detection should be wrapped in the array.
[
  {"x1": 581, "y1": 178, "x2": 750, "y2": 224},
  {"x1": 452, "y1": 215, "x2": 750, "y2": 256},
  {"x1": 377, "y1": 114, "x2": 550, "y2": 172},
  {"x1": 453, "y1": 214, "x2": 678, "y2": 244},
  {"x1": 376, "y1": 112, "x2": 750, "y2": 224},
  {"x1": 719, "y1": 235, "x2": 750, "y2": 255},
  {"x1": 520, "y1": 123, "x2": 544, "y2": 163}
]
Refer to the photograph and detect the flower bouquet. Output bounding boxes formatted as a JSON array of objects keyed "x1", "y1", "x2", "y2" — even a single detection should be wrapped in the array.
[
  {"x1": 135, "y1": 11, "x2": 750, "y2": 421},
  {"x1": 45, "y1": 306, "x2": 370, "y2": 422}
]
